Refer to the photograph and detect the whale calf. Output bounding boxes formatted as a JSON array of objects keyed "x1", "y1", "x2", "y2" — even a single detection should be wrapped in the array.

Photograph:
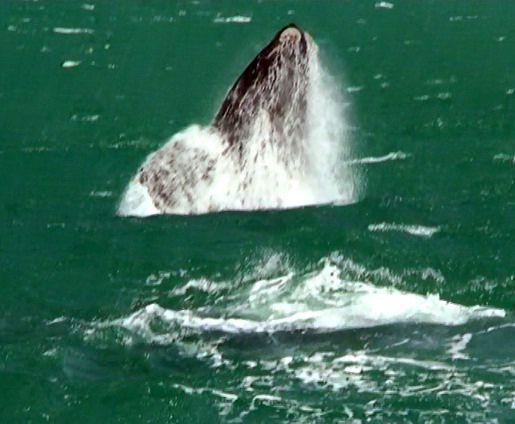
[{"x1": 118, "y1": 24, "x2": 351, "y2": 216}]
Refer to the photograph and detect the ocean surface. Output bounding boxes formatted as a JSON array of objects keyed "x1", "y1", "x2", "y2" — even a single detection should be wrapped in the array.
[{"x1": 1, "y1": 0, "x2": 514, "y2": 422}]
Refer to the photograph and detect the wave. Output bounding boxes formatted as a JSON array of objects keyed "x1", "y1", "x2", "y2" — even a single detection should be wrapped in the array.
[
  {"x1": 344, "y1": 151, "x2": 410, "y2": 165},
  {"x1": 368, "y1": 222, "x2": 440, "y2": 237},
  {"x1": 213, "y1": 15, "x2": 252, "y2": 24},
  {"x1": 102, "y1": 256, "x2": 505, "y2": 341},
  {"x1": 52, "y1": 27, "x2": 94, "y2": 35}
]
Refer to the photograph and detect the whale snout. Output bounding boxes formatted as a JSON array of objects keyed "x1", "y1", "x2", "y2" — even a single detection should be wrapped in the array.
[
  {"x1": 276, "y1": 24, "x2": 313, "y2": 56},
  {"x1": 280, "y1": 26, "x2": 302, "y2": 42},
  {"x1": 214, "y1": 23, "x2": 315, "y2": 146}
]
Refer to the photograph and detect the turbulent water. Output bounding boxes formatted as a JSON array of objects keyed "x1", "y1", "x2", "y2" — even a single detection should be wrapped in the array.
[
  {"x1": 111, "y1": 255, "x2": 504, "y2": 336},
  {"x1": 1, "y1": 1, "x2": 514, "y2": 422}
]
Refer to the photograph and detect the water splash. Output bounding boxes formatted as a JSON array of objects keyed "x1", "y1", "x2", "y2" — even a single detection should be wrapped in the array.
[
  {"x1": 118, "y1": 33, "x2": 359, "y2": 216},
  {"x1": 104, "y1": 255, "x2": 505, "y2": 340},
  {"x1": 84, "y1": 253, "x2": 508, "y2": 421}
]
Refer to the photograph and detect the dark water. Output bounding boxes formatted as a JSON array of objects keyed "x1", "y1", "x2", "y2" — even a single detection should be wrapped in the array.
[{"x1": 1, "y1": 0, "x2": 514, "y2": 422}]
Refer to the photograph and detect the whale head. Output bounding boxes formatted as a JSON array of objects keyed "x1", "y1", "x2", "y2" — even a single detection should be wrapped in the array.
[{"x1": 213, "y1": 24, "x2": 317, "y2": 152}]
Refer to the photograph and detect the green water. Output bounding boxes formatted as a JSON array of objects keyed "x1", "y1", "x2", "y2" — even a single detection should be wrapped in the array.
[{"x1": 1, "y1": 0, "x2": 514, "y2": 422}]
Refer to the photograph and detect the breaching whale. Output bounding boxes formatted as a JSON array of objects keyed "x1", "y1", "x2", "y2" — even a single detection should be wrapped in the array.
[{"x1": 118, "y1": 24, "x2": 352, "y2": 216}]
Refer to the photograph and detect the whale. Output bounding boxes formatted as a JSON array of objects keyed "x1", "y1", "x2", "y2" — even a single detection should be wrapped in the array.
[{"x1": 119, "y1": 24, "x2": 319, "y2": 216}]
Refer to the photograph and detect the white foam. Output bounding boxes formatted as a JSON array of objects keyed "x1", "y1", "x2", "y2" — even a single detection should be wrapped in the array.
[
  {"x1": 61, "y1": 60, "x2": 81, "y2": 68},
  {"x1": 71, "y1": 114, "x2": 99, "y2": 122},
  {"x1": 414, "y1": 95, "x2": 430, "y2": 102},
  {"x1": 368, "y1": 223, "x2": 440, "y2": 237},
  {"x1": 345, "y1": 151, "x2": 409, "y2": 165},
  {"x1": 89, "y1": 190, "x2": 113, "y2": 198},
  {"x1": 118, "y1": 181, "x2": 160, "y2": 217},
  {"x1": 291, "y1": 351, "x2": 452, "y2": 392},
  {"x1": 448, "y1": 333, "x2": 473, "y2": 360},
  {"x1": 109, "y1": 258, "x2": 505, "y2": 338},
  {"x1": 145, "y1": 271, "x2": 171, "y2": 286},
  {"x1": 170, "y1": 278, "x2": 228, "y2": 295},
  {"x1": 53, "y1": 27, "x2": 94, "y2": 34},
  {"x1": 375, "y1": 2, "x2": 394, "y2": 9},
  {"x1": 213, "y1": 15, "x2": 252, "y2": 24},
  {"x1": 437, "y1": 92, "x2": 452, "y2": 100},
  {"x1": 449, "y1": 15, "x2": 478, "y2": 22},
  {"x1": 346, "y1": 86, "x2": 364, "y2": 93}
]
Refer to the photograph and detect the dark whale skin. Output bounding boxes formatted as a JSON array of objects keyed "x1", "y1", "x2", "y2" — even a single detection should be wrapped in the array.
[{"x1": 213, "y1": 24, "x2": 312, "y2": 152}]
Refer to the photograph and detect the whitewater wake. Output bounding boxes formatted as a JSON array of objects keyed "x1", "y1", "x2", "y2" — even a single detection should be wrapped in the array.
[
  {"x1": 118, "y1": 41, "x2": 358, "y2": 216},
  {"x1": 101, "y1": 254, "x2": 504, "y2": 342}
]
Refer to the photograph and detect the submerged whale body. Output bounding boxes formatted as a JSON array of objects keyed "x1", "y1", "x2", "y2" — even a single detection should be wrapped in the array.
[{"x1": 119, "y1": 24, "x2": 356, "y2": 216}]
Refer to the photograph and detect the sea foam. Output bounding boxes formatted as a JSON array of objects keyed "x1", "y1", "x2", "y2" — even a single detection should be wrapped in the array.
[{"x1": 104, "y1": 256, "x2": 505, "y2": 341}]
